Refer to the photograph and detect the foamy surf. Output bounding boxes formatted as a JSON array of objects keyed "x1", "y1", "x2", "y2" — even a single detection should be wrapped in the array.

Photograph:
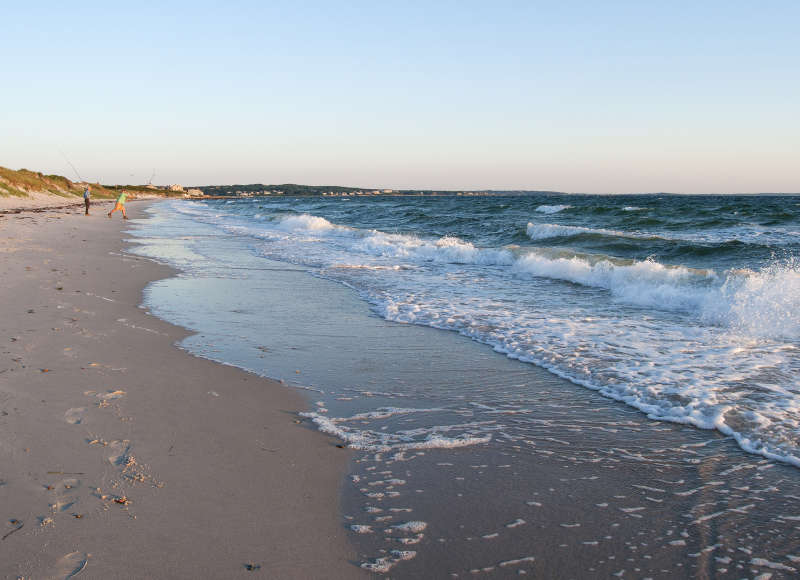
[
  {"x1": 276, "y1": 213, "x2": 340, "y2": 232},
  {"x1": 144, "y1": 195, "x2": 800, "y2": 469},
  {"x1": 300, "y1": 406, "x2": 494, "y2": 452},
  {"x1": 526, "y1": 222, "x2": 660, "y2": 241},
  {"x1": 535, "y1": 204, "x2": 572, "y2": 214},
  {"x1": 123, "y1": 194, "x2": 800, "y2": 579}
]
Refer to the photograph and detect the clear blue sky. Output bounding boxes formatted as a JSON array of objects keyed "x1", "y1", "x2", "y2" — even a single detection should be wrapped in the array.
[{"x1": 2, "y1": 1, "x2": 798, "y2": 192}]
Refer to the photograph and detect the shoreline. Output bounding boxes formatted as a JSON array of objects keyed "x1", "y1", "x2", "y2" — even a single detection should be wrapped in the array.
[
  {"x1": 131, "y1": 196, "x2": 800, "y2": 578},
  {"x1": 0, "y1": 201, "x2": 360, "y2": 578},
  {"x1": 0, "y1": 191, "x2": 174, "y2": 215},
  {"x1": 6, "y1": 197, "x2": 799, "y2": 578}
]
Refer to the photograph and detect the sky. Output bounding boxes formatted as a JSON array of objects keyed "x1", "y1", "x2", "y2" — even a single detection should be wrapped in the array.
[{"x1": 2, "y1": 1, "x2": 798, "y2": 193}]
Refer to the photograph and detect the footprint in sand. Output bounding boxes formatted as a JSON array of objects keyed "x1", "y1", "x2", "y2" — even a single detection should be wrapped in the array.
[
  {"x1": 64, "y1": 407, "x2": 87, "y2": 425},
  {"x1": 47, "y1": 478, "x2": 82, "y2": 513},
  {"x1": 106, "y1": 440, "x2": 131, "y2": 466},
  {"x1": 49, "y1": 478, "x2": 81, "y2": 493},
  {"x1": 49, "y1": 498, "x2": 76, "y2": 513},
  {"x1": 48, "y1": 551, "x2": 89, "y2": 579},
  {"x1": 87, "y1": 390, "x2": 126, "y2": 410},
  {"x1": 2, "y1": 518, "x2": 24, "y2": 541}
]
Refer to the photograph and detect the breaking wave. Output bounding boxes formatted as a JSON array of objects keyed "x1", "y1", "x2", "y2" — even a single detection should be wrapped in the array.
[
  {"x1": 535, "y1": 204, "x2": 572, "y2": 214},
  {"x1": 159, "y1": 197, "x2": 800, "y2": 465}
]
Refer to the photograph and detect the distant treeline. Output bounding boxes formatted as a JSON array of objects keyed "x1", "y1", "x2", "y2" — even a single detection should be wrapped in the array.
[
  {"x1": 199, "y1": 184, "x2": 361, "y2": 196},
  {"x1": 196, "y1": 183, "x2": 562, "y2": 197}
]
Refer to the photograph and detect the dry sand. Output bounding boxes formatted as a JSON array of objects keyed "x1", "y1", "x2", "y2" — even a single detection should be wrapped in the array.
[
  {"x1": 0, "y1": 202, "x2": 361, "y2": 579},
  {"x1": 0, "y1": 192, "x2": 87, "y2": 213},
  {"x1": 0, "y1": 193, "x2": 164, "y2": 213}
]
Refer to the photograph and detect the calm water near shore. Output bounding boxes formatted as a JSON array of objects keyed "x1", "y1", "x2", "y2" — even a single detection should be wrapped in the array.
[{"x1": 129, "y1": 195, "x2": 800, "y2": 577}]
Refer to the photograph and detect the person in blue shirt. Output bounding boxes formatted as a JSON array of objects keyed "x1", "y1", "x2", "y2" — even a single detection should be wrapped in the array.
[{"x1": 83, "y1": 185, "x2": 91, "y2": 215}]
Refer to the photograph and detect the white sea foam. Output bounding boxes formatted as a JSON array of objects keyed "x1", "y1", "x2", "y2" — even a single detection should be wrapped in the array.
[
  {"x1": 524, "y1": 219, "x2": 788, "y2": 246},
  {"x1": 299, "y1": 408, "x2": 493, "y2": 452},
  {"x1": 354, "y1": 232, "x2": 514, "y2": 266},
  {"x1": 360, "y1": 550, "x2": 417, "y2": 573},
  {"x1": 705, "y1": 259, "x2": 800, "y2": 340},
  {"x1": 514, "y1": 252, "x2": 718, "y2": 313},
  {"x1": 526, "y1": 222, "x2": 648, "y2": 241},
  {"x1": 171, "y1": 203, "x2": 799, "y2": 339},
  {"x1": 220, "y1": 208, "x2": 516, "y2": 267},
  {"x1": 276, "y1": 213, "x2": 338, "y2": 232},
  {"x1": 750, "y1": 558, "x2": 796, "y2": 572},
  {"x1": 499, "y1": 556, "x2": 536, "y2": 567},
  {"x1": 393, "y1": 521, "x2": 427, "y2": 533},
  {"x1": 513, "y1": 251, "x2": 800, "y2": 340},
  {"x1": 347, "y1": 407, "x2": 445, "y2": 421},
  {"x1": 535, "y1": 204, "x2": 572, "y2": 214},
  {"x1": 141, "y1": 199, "x2": 800, "y2": 468}
]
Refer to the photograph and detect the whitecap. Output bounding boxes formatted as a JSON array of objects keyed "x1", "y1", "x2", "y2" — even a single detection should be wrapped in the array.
[{"x1": 535, "y1": 204, "x2": 572, "y2": 214}]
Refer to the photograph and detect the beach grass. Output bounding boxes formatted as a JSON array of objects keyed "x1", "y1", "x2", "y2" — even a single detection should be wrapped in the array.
[{"x1": 1, "y1": 166, "x2": 122, "y2": 199}]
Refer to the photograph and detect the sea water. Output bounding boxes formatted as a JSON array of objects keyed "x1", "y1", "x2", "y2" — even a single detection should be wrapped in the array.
[
  {"x1": 129, "y1": 194, "x2": 800, "y2": 576},
  {"x1": 132, "y1": 194, "x2": 799, "y2": 465}
]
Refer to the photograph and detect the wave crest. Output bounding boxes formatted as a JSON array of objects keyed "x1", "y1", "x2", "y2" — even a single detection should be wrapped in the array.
[
  {"x1": 526, "y1": 222, "x2": 642, "y2": 241},
  {"x1": 355, "y1": 232, "x2": 514, "y2": 265},
  {"x1": 535, "y1": 204, "x2": 572, "y2": 214},
  {"x1": 514, "y1": 251, "x2": 717, "y2": 312},
  {"x1": 515, "y1": 251, "x2": 800, "y2": 339},
  {"x1": 277, "y1": 214, "x2": 337, "y2": 232},
  {"x1": 707, "y1": 259, "x2": 800, "y2": 340}
]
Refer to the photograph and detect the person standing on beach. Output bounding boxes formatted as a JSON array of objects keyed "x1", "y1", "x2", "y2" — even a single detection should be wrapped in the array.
[
  {"x1": 108, "y1": 190, "x2": 128, "y2": 219},
  {"x1": 83, "y1": 184, "x2": 91, "y2": 215}
]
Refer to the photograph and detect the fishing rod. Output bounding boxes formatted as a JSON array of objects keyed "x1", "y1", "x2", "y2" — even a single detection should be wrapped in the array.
[{"x1": 59, "y1": 149, "x2": 84, "y2": 183}]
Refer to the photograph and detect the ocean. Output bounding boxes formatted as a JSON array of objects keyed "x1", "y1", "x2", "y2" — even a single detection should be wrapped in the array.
[{"x1": 130, "y1": 193, "x2": 800, "y2": 576}]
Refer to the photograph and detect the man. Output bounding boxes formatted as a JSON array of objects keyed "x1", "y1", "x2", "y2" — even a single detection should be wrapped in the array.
[
  {"x1": 83, "y1": 184, "x2": 91, "y2": 215},
  {"x1": 108, "y1": 190, "x2": 128, "y2": 219}
]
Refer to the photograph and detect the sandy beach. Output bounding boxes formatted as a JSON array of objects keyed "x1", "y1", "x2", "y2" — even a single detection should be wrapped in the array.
[
  {"x1": 4, "y1": 196, "x2": 799, "y2": 580},
  {"x1": 122, "y1": 196, "x2": 800, "y2": 578},
  {"x1": 6, "y1": 1, "x2": 799, "y2": 576},
  {"x1": 0, "y1": 202, "x2": 359, "y2": 579}
]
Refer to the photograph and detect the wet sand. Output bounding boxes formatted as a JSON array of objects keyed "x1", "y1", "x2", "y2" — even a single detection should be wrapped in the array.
[{"x1": 0, "y1": 202, "x2": 359, "y2": 579}]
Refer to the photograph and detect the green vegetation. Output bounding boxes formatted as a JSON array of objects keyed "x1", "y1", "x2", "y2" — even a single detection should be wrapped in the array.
[
  {"x1": 1, "y1": 165, "x2": 563, "y2": 203},
  {"x1": 104, "y1": 184, "x2": 187, "y2": 198},
  {"x1": 197, "y1": 183, "x2": 470, "y2": 197},
  {"x1": 0, "y1": 165, "x2": 195, "y2": 205},
  {"x1": 0, "y1": 166, "x2": 117, "y2": 199},
  {"x1": 199, "y1": 183, "x2": 363, "y2": 196},
  {"x1": 197, "y1": 183, "x2": 562, "y2": 198}
]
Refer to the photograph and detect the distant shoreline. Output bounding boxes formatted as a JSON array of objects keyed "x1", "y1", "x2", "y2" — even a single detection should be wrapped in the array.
[{"x1": 4, "y1": 164, "x2": 796, "y2": 204}]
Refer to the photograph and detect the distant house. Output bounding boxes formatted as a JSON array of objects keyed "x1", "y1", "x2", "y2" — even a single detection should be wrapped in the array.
[
  {"x1": 168, "y1": 184, "x2": 185, "y2": 192},
  {"x1": 185, "y1": 188, "x2": 203, "y2": 196}
]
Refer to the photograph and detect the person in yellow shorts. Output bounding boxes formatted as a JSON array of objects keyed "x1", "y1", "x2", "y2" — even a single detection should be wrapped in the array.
[{"x1": 108, "y1": 190, "x2": 128, "y2": 219}]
